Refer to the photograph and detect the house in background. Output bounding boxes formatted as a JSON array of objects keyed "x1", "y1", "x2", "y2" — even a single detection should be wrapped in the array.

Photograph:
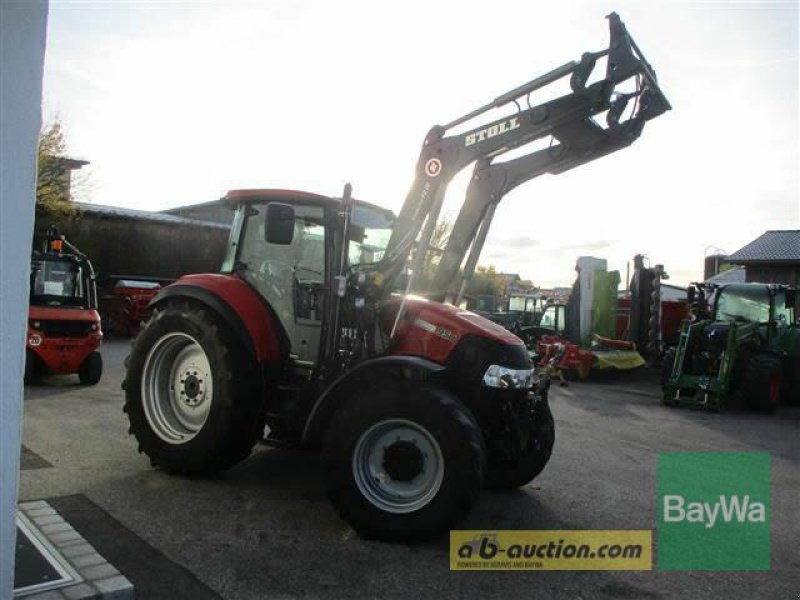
[{"x1": 726, "y1": 230, "x2": 800, "y2": 288}]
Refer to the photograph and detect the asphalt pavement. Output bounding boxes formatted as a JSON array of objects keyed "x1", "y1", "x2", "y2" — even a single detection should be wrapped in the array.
[{"x1": 19, "y1": 339, "x2": 800, "y2": 599}]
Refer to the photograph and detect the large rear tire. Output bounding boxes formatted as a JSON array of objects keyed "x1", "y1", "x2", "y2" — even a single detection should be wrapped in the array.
[
  {"x1": 78, "y1": 351, "x2": 103, "y2": 386},
  {"x1": 741, "y1": 354, "x2": 782, "y2": 413},
  {"x1": 322, "y1": 382, "x2": 484, "y2": 541},
  {"x1": 124, "y1": 301, "x2": 264, "y2": 474},
  {"x1": 485, "y1": 399, "x2": 555, "y2": 490}
]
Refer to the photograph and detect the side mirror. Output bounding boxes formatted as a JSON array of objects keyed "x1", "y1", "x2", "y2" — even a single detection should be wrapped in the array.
[
  {"x1": 265, "y1": 203, "x2": 295, "y2": 245},
  {"x1": 687, "y1": 286, "x2": 696, "y2": 304}
]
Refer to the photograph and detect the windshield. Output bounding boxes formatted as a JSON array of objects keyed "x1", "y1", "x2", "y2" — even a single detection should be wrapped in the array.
[
  {"x1": 716, "y1": 286, "x2": 771, "y2": 323},
  {"x1": 347, "y1": 204, "x2": 394, "y2": 267},
  {"x1": 30, "y1": 258, "x2": 85, "y2": 307}
]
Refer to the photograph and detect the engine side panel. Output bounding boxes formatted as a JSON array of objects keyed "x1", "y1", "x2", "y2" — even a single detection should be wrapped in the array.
[{"x1": 386, "y1": 296, "x2": 525, "y2": 364}]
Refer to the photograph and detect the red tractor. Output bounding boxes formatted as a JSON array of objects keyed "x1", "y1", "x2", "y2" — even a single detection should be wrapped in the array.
[
  {"x1": 26, "y1": 228, "x2": 103, "y2": 385},
  {"x1": 124, "y1": 14, "x2": 669, "y2": 540}
]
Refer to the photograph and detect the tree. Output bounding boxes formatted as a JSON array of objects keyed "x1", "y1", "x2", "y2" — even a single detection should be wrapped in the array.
[
  {"x1": 466, "y1": 265, "x2": 505, "y2": 297},
  {"x1": 36, "y1": 119, "x2": 86, "y2": 214}
]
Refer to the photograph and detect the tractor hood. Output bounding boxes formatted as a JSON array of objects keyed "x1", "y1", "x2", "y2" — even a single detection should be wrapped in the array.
[{"x1": 385, "y1": 295, "x2": 526, "y2": 365}]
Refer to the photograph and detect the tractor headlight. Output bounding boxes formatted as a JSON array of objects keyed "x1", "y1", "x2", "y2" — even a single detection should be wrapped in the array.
[
  {"x1": 28, "y1": 334, "x2": 42, "y2": 347},
  {"x1": 482, "y1": 364, "x2": 536, "y2": 389}
]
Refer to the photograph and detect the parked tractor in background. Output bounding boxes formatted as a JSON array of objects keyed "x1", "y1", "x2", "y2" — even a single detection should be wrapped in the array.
[
  {"x1": 662, "y1": 282, "x2": 799, "y2": 411},
  {"x1": 123, "y1": 14, "x2": 669, "y2": 540},
  {"x1": 26, "y1": 227, "x2": 103, "y2": 385}
]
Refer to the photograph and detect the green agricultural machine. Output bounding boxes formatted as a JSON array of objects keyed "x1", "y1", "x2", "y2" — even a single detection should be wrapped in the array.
[{"x1": 662, "y1": 282, "x2": 799, "y2": 411}]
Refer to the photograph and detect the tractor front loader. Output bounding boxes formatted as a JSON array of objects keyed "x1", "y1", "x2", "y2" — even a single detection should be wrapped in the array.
[
  {"x1": 124, "y1": 13, "x2": 669, "y2": 541},
  {"x1": 662, "y1": 283, "x2": 799, "y2": 411}
]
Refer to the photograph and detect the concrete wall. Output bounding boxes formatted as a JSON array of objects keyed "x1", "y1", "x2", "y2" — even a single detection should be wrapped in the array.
[
  {"x1": 35, "y1": 211, "x2": 230, "y2": 282},
  {"x1": 0, "y1": 2, "x2": 49, "y2": 596}
]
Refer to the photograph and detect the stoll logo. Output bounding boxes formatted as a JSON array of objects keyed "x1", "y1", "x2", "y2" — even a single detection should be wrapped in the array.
[{"x1": 657, "y1": 452, "x2": 770, "y2": 570}]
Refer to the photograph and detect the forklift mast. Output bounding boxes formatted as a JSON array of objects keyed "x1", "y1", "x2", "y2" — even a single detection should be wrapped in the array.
[{"x1": 369, "y1": 13, "x2": 670, "y2": 295}]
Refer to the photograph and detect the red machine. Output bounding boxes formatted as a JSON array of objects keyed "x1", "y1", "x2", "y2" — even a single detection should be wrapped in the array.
[
  {"x1": 123, "y1": 14, "x2": 669, "y2": 541},
  {"x1": 102, "y1": 280, "x2": 161, "y2": 336},
  {"x1": 26, "y1": 228, "x2": 103, "y2": 385}
]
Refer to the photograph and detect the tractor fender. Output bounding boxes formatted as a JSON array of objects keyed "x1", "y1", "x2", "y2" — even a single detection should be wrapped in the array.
[
  {"x1": 302, "y1": 355, "x2": 446, "y2": 446},
  {"x1": 151, "y1": 275, "x2": 288, "y2": 363}
]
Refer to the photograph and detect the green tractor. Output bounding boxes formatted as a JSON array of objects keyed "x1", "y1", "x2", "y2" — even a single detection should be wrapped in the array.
[{"x1": 662, "y1": 282, "x2": 799, "y2": 411}]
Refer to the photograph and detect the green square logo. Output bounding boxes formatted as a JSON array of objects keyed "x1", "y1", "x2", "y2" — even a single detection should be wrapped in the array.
[{"x1": 657, "y1": 452, "x2": 770, "y2": 570}]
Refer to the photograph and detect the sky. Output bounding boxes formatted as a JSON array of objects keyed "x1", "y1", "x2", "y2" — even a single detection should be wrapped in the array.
[{"x1": 43, "y1": 0, "x2": 799, "y2": 288}]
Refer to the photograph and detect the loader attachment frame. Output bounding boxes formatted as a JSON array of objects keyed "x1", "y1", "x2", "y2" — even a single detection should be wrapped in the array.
[{"x1": 372, "y1": 12, "x2": 670, "y2": 294}]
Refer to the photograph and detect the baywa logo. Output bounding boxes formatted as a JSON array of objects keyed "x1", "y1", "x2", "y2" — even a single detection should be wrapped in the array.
[
  {"x1": 657, "y1": 452, "x2": 770, "y2": 570},
  {"x1": 663, "y1": 494, "x2": 766, "y2": 529}
]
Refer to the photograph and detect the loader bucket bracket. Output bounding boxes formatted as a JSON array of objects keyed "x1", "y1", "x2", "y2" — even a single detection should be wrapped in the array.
[{"x1": 606, "y1": 12, "x2": 671, "y2": 121}]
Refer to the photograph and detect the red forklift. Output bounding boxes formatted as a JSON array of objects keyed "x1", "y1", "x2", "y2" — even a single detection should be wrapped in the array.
[
  {"x1": 123, "y1": 14, "x2": 669, "y2": 540},
  {"x1": 26, "y1": 227, "x2": 103, "y2": 385}
]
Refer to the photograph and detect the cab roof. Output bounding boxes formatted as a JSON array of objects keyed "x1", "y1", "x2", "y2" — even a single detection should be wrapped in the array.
[{"x1": 222, "y1": 188, "x2": 394, "y2": 219}]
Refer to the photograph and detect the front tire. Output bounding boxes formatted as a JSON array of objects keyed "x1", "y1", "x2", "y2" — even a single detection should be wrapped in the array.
[
  {"x1": 78, "y1": 351, "x2": 103, "y2": 385},
  {"x1": 322, "y1": 382, "x2": 484, "y2": 541},
  {"x1": 486, "y1": 399, "x2": 555, "y2": 490},
  {"x1": 124, "y1": 301, "x2": 264, "y2": 474},
  {"x1": 24, "y1": 350, "x2": 38, "y2": 385}
]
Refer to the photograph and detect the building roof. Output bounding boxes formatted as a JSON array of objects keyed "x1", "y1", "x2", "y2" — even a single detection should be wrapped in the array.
[
  {"x1": 704, "y1": 265, "x2": 746, "y2": 285},
  {"x1": 728, "y1": 230, "x2": 800, "y2": 264},
  {"x1": 75, "y1": 202, "x2": 230, "y2": 230},
  {"x1": 160, "y1": 199, "x2": 224, "y2": 214},
  {"x1": 46, "y1": 156, "x2": 89, "y2": 170}
]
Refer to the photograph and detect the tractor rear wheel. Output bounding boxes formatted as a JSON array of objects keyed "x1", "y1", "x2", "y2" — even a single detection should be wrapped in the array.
[
  {"x1": 741, "y1": 354, "x2": 782, "y2": 413},
  {"x1": 124, "y1": 301, "x2": 264, "y2": 474},
  {"x1": 322, "y1": 382, "x2": 484, "y2": 541},
  {"x1": 486, "y1": 400, "x2": 555, "y2": 490},
  {"x1": 78, "y1": 351, "x2": 103, "y2": 386}
]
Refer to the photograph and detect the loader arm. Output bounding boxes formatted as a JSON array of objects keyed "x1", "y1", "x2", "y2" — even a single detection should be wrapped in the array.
[
  {"x1": 372, "y1": 12, "x2": 669, "y2": 293},
  {"x1": 434, "y1": 118, "x2": 644, "y2": 303}
]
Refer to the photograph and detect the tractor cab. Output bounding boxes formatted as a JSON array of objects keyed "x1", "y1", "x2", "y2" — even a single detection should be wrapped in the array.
[
  {"x1": 222, "y1": 190, "x2": 395, "y2": 372},
  {"x1": 26, "y1": 231, "x2": 103, "y2": 385}
]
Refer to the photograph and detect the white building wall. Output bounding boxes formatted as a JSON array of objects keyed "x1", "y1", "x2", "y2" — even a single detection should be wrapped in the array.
[{"x1": 0, "y1": 2, "x2": 49, "y2": 596}]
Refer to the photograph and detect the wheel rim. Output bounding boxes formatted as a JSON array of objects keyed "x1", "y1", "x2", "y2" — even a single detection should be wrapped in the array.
[
  {"x1": 141, "y1": 332, "x2": 213, "y2": 444},
  {"x1": 352, "y1": 419, "x2": 444, "y2": 514}
]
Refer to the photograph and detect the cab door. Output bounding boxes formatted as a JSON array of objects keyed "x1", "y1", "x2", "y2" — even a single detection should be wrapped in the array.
[{"x1": 236, "y1": 202, "x2": 327, "y2": 366}]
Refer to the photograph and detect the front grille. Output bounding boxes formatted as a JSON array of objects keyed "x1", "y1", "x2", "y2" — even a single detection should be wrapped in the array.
[{"x1": 32, "y1": 320, "x2": 95, "y2": 338}]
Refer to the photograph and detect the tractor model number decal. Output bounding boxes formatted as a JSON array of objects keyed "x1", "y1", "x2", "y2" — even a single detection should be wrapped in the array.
[
  {"x1": 436, "y1": 327, "x2": 456, "y2": 342},
  {"x1": 413, "y1": 319, "x2": 456, "y2": 342},
  {"x1": 465, "y1": 116, "x2": 521, "y2": 147}
]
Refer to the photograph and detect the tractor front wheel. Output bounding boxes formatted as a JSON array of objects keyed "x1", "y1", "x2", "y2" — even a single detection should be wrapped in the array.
[
  {"x1": 124, "y1": 301, "x2": 263, "y2": 475},
  {"x1": 78, "y1": 351, "x2": 103, "y2": 386},
  {"x1": 24, "y1": 350, "x2": 38, "y2": 385},
  {"x1": 741, "y1": 354, "x2": 782, "y2": 413},
  {"x1": 322, "y1": 382, "x2": 484, "y2": 541}
]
